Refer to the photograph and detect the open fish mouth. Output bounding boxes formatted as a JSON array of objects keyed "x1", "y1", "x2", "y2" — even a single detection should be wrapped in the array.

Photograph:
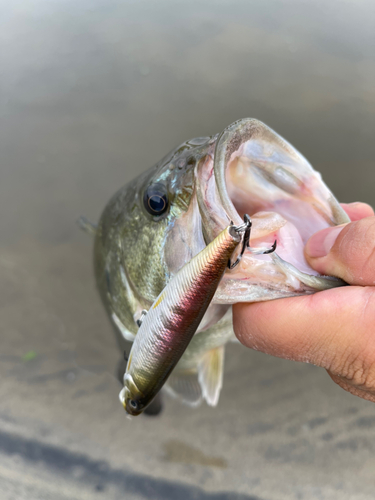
[
  {"x1": 196, "y1": 119, "x2": 349, "y2": 303},
  {"x1": 91, "y1": 117, "x2": 351, "y2": 410}
]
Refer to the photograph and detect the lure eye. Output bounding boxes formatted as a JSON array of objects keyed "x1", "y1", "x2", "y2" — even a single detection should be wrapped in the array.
[
  {"x1": 129, "y1": 399, "x2": 138, "y2": 410},
  {"x1": 144, "y1": 184, "x2": 169, "y2": 216}
]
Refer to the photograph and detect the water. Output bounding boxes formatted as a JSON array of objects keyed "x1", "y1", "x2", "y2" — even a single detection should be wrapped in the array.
[{"x1": 1, "y1": 1, "x2": 374, "y2": 499}]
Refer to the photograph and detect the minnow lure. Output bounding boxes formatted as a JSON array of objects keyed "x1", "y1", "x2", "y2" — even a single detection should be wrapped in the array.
[{"x1": 119, "y1": 215, "x2": 276, "y2": 416}]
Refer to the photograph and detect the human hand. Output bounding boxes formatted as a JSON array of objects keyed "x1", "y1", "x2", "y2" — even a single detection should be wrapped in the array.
[{"x1": 233, "y1": 202, "x2": 375, "y2": 402}]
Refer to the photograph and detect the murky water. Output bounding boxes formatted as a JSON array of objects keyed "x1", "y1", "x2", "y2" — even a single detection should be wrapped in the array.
[
  {"x1": 1, "y1": 1, "x2": 374, "y2": 499},
  {"x1": 1, "y1": 0, "x2": 374, "y2": 245}
]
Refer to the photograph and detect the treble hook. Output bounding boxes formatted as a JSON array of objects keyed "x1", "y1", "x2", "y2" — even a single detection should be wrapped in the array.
[
  {"x1": 136, "y1": 309, "x2": 148, "y2": 328},
  {"x1": 228, "y1": 214, "x2": 277, "y2": 269}
]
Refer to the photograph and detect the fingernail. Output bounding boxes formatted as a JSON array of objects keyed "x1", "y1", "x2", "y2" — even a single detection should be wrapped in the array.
[{"x1": 305, "y1": 225, "x2": 346, "y2": 258}]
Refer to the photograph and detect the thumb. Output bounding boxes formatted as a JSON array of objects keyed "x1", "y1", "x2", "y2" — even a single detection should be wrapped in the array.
[{"x1": 305, "y1": 217, "x2": 375, "y2": 286}]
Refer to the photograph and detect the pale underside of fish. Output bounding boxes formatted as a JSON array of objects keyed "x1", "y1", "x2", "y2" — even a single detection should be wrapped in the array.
[{"x1": 92, "y1": 118, "x2": 349, "y2": 409}]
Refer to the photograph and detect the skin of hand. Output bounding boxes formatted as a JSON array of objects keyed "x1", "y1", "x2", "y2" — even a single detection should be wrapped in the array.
[{"x1": 233, "y1": 202, "x2": 375, "y2": 402}]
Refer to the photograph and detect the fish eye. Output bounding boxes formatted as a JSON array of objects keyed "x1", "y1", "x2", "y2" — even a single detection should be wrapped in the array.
[{"x1": 144, "y1": 184, "x2": 169, "y2": 216}]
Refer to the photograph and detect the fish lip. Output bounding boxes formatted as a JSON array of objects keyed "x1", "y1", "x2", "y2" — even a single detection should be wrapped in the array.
[
  {"x1": 212, "y1": 119, "x2": 256, "y2": 228},
  {"x1": 198, "y1": 119, "x2": 275, "y2": 237},
  {"x1": 195, "y1": 121, "x2": 277, "y2": 277}
]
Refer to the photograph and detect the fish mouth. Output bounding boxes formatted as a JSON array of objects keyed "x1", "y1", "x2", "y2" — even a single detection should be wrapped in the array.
[{"x1": 196, "y1": 118, "x2": 349, "y2": 303}]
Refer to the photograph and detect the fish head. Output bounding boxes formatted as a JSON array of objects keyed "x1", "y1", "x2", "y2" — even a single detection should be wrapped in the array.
[
  {"x1": 94, "y1": 136, "x2": 215, "y2": 336},
  {"x1": 96, "y1": 118, "x2": 349, "y2": 337}
]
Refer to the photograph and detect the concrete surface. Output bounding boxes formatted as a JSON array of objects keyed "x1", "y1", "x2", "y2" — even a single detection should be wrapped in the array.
[{"x1": 1, "y1": 1, "x2": 375, "y2": 499}]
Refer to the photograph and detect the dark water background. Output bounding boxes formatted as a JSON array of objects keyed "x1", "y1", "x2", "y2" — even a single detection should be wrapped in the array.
[{"x1": 1, "y1": 1, "x2": 374, "y2": 499}]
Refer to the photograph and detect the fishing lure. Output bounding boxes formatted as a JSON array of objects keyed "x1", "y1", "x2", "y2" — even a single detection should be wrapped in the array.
[{"x1": 119, "y1": 215, "x2": 276, "y2": 416}]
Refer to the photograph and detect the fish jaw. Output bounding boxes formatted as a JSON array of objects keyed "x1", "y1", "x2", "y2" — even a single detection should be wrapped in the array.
[{"x1": 196, "y1": 118, "x2": 349, "y2": 303}]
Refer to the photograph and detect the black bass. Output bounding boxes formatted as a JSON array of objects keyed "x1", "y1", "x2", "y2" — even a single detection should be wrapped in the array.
[{"x1": 92, "y1": 118, "x2": 349, "y2": 409}]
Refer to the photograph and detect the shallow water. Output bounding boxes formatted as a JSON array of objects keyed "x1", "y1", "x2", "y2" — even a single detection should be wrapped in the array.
[{"x1": 1, "y1": 1, "x2": 374, "y2": 499}]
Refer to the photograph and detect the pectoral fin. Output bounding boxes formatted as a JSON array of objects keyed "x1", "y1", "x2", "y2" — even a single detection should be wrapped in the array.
[
  {"x1": 164, "y1": 371, "x2": 202, "y2": 407},
  {"x1": 111, "y1": 312, "x2": 136, "y2": 342},
  {"x1": 198, "y1": 345, "x2": 225, "y2": 407}
]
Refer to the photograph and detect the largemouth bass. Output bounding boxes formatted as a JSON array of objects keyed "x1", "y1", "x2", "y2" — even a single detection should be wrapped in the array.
[{"x1": 93, "y1": 118, "x2": 349, "y2": 409}]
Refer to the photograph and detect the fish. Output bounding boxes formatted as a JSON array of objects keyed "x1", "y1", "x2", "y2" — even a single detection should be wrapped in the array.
[
  {"x1": 119, "y1": 217, "x2": 277, "y2": 416},
  {"x1": 92, "y1": 118, "x2": 349, "y2": 409}
]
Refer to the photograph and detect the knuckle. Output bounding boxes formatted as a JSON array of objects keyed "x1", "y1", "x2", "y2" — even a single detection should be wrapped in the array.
[
  {"x1": 329, "y1": 289, "x2": 375, "y2": 392},
  {"x1": 328, "y1": 372, "x2": 375, "y2": 402},
  {"x1": 335, "y1": 287, "x2": 375, "y2": 393},
  {"x1": 341, "y1": 356, "x2": 375, "y2": 391},
  {"x1": 329, "y1": 349, "x2": 375, "y2": 392}
]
